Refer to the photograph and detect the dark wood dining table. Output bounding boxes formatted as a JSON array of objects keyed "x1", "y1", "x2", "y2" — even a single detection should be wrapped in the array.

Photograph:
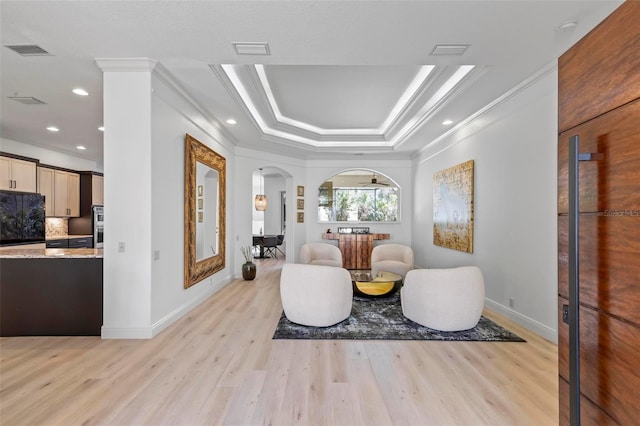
[{"x1": 252, "y1": 235, "x2": 276, "y2": 258}]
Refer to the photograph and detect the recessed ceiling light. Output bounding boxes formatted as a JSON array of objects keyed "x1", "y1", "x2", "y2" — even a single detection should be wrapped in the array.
[
  {"x1": 72, "y1": 88, "x2": 89, "y2": 96},
  {"x1": 98, "y1": 126, "x2": 104, "y2": 131},
  {"x1": 76, "y1": 145, "x2": 86, "y2": 150},
  {"x1": 226, "y1": 119, "x2": 237, "y2": 125},
  {"x1": 442, "y1": 120, "x2": 453, "y2": 125},
  {"x1": 46, "y1": 126, "x2": 59, "y2": 132}
]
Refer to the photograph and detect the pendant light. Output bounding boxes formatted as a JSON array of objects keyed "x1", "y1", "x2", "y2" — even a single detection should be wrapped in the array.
[{"x1": 255, "y1": 168, "x2": 267, "y2": 211}]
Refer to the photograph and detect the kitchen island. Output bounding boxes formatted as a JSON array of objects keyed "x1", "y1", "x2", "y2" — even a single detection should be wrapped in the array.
[{"x1": 0, "y1": 247, "x2": 103, "y2": 336}]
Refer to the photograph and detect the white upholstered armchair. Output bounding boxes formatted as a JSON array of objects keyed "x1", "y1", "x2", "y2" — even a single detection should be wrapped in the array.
[
  {"x1": 299, "y1": 243, "x2": 343, "y2": 267},
  {"x1": 279, "y1": 263, "x2": 353, "y2": 327},
  {"x1": 370, "y1": 244, "x2": 414, "y2": 278},
  {"x1": 401, "y1": 266, "x2": 485, "y2": 331}
]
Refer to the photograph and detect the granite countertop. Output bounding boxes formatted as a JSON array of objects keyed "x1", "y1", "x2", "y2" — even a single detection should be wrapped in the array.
[
  {"x1": 47, "y1": 234, "x2": 93, "y2": 241},
  {"x1": 0, "y1": 248, "x2": 103, "y2": 259}
]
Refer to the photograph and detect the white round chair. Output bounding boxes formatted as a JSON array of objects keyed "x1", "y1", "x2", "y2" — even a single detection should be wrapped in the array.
[
  {"x1": 279, "y1": 263, "x2": 353, "y2": 327},
  {"x1": 370, "y1": 244, "x2": 414, "y2": 278},
  {"x1": 401, "y1": 266, "x2": 485, "y2": 331},
  {"x1": 299, "y1": 242, "x2": 343, "y2": 267}
]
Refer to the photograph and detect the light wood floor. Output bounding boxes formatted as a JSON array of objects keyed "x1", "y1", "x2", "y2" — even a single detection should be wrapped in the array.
[{"x1": 0, "y1": 258, "x2": 558, "y2": 425}]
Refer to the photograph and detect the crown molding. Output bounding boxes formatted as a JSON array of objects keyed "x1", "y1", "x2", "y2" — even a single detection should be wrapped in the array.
[
  {"x1": 394, "y1": 65, "x2": 486, "y2": 149},
  {"x1": 414, "y1": 60, "x2": 558, "y2": 163},
  {"x1": 94, "y1": 57, "x2": 158, "y2": 72},
  {"x1": 152, "y1": 63, "x2": 238, "y2": 146}
]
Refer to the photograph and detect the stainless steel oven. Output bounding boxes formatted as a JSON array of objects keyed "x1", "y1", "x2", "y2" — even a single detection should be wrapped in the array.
[{"x1": 93, "y1": 206, "x2": 104, "y2": 248}]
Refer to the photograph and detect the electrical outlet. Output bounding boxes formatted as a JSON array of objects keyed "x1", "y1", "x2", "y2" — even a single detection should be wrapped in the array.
[
  {"x1": 154, "y1": 250, "x2": 160, "y2": 260},
  {"x1": 508, "y1": 298, "x2": 514, "y2": 308},
  {"x1": 562, "y1": 304, "x2": 569, "y2": 324},
  {"x1": 118, "y1": 242, "x2": 126, "y2": 253}
]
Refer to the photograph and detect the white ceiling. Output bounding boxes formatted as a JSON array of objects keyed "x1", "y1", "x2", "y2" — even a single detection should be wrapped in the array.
[{"x1": 0, "y1": 1, "x2": 623, "y2": 162}]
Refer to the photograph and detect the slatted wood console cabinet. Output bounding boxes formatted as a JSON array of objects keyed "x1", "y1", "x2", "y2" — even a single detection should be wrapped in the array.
[{"x1": 322, "y1": 233, "x2": 389, "y2": 269}]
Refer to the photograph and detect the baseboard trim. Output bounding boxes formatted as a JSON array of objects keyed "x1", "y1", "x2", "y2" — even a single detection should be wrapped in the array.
[
  {"x1": 101, "y1": 273, "x2": 234, "y2": 339},
  {"x1": 150, "y1": 274, "x2": 233, "y2": 338},
  {"x1": 101, "y1": 326, "x2": 153, "y2": 339},
  {"x1": 485, "y1": 298, "x2": 557, "y2": 344}
]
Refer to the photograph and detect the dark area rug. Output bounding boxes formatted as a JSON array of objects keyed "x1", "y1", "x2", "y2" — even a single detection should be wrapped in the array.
[{"x1": 273, "y1": 292, "x2": 525, "y2": 342}]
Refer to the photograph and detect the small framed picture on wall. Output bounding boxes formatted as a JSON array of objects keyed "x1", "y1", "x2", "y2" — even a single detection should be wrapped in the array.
[
  {"x1": 297, "y1": 185, "x2": 304, "y2": 197},
  {"x1": 297, "y1": 212, "x2": 304, "y2": 223},
  {"x1": 297, "y1": 198, "x2": 304, "y2": 210}
]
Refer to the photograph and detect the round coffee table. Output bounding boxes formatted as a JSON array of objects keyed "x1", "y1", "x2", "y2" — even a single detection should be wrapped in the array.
[{"x1": 351, "y1": 271, "x2": 403, "y2": 298}]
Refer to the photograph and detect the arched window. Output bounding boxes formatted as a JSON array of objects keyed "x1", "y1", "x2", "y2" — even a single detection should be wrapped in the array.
[{"x1": 317, "y1": 170, "x2": 399, "y2": 223}]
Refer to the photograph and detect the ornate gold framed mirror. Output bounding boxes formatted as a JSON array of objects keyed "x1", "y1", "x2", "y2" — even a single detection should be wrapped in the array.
[{"x1": 184, "y1": 134, "x2": 226, "y2": 288}]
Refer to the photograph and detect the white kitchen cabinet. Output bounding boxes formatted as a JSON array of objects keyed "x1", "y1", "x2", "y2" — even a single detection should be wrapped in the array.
[{"x1": 0, "y1": 156, "x2": 37, "y2": 192}]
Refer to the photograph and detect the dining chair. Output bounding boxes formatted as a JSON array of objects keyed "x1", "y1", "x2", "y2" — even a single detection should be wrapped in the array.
[
  {"x1": 276, "y1": 234, "x2": 286, "y2": 257},
  {"x1": 262, "y1": 235, "x2": 279, "y2": 259}
]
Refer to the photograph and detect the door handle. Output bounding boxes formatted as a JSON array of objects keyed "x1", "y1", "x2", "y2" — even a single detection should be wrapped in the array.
[{"x1": 568, "y1": 135, "x2": 603, "y2": 426}]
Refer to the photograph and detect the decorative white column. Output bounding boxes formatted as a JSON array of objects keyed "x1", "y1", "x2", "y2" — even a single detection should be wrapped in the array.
[{"x1": 96, "y1": 58, "x2": 157, "y2": 339}]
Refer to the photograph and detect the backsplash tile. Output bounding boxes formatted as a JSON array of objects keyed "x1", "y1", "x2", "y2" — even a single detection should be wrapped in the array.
[{"x1": 45, "y1": 218, "x2": 68, "y2": 238}]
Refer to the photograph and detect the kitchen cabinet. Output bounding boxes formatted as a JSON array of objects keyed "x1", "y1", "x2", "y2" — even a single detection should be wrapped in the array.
[
  {"x1": 38, "y1": 167, "x2": 54, "y2": 215},
  {"x1": 38, "y1": 167, "x2": 80, "y2": 217},
  {"x1": 54, "y1": 170, "x2": 79, "y2": 217},
  {"x1": 91, "y1": 175, "x2": 104, "y2": 206},
  {"x1": 0, "y1": 256, "x2": 103, "y2": 336},
  {"x1": 46, "y1": 236, "x2": 93, "y2": 249},
  {"x1": 46, "y1": 239, "x2": 69, "y2": 249},
  {"x1": 68, "y1": 236, "x2": 93, "y2": 248},
  {"x1": 0, "y1": 156, "x2": 37, "y2": 192}
]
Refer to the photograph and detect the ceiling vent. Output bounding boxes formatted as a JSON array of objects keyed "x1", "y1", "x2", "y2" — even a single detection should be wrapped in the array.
[
  {"x1": 233, "y1": 42, "x2": 270, "y2": 56},
  {"x1": 4, "y1": 44, "x2": 51, "y2": 56},
  {"x1": 9, "y1": 96, "x2": 47, "y2": 105},
  {"x1": 430, "y1": 44, "x2": 470, "y2": 56}
]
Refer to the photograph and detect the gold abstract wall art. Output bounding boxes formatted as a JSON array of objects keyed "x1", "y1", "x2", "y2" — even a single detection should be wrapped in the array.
[{"x1": 433, "y1": 160, "x2": 474, "y2": 253}]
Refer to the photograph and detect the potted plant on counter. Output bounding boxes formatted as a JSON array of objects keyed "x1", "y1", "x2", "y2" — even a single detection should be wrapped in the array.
[{"x1": 240, "y1": 246, "x2": 256, "y2": 280}]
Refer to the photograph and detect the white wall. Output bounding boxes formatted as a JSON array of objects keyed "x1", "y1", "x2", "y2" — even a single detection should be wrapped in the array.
[
  {"x1": 264, "y1": 175, "x2": 285, "y2": 235},
  {"x1": 100, "y1": 65, "x2": 154, "y2": 338},
  {"x1": 412, "y1": 65, "x2": 558, "y2": 342},
  {"x1": 234, "y1": 147, "x2": 305, "y2": 272},
  {"x1": 149, "y1": 69, "x2": 235, "y2": 333},
  {"x1": 306, "y1": 158, "x2": 414, "y2": 247},
  {"x1": 0, "y1": 137, "x2": 101, "y2": 172},
  {"x1": 100, "y1": 60, "x2": 235, "y2": 338}
]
